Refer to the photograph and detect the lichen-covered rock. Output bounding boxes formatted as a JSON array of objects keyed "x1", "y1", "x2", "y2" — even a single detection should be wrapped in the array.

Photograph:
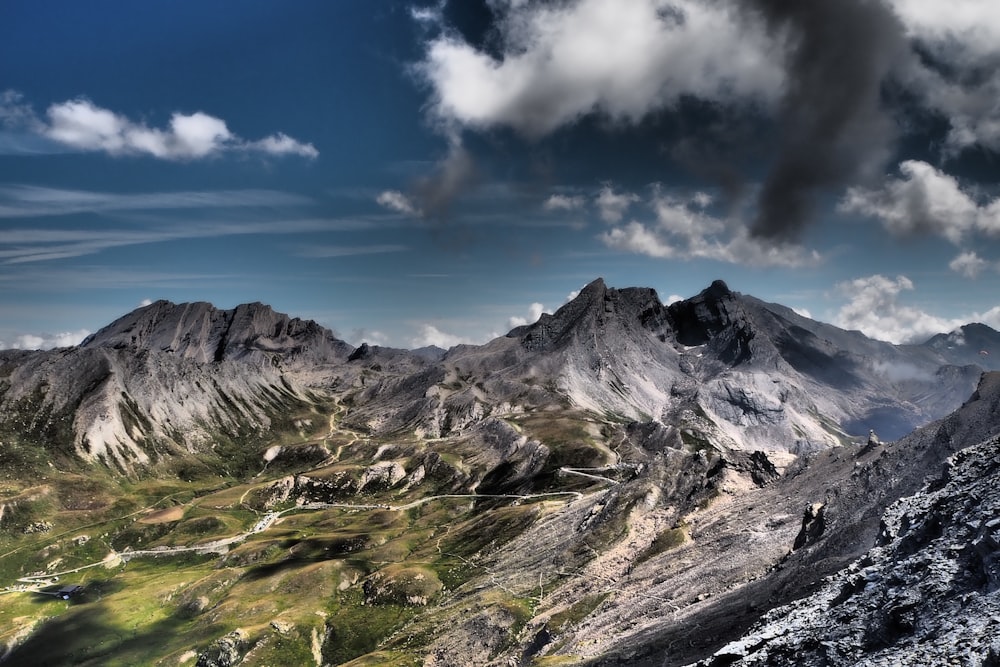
[{"x1": 196, "y1": 629, "x2": 247, "y2": 667}]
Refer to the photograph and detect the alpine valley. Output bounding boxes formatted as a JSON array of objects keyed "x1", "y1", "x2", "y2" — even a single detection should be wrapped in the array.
[{"x1": 1, "y1": 278, "x2": 999, "y2": 666}]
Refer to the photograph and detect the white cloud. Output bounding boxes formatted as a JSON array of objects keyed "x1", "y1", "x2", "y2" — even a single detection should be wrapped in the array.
[
  {"x1": 889, "y1": 0, "x2": 1000, "y2": 153},
  {"x1": 1, "y1": 328, "x2": 91, "y2": 350},
  {"x1": 949, "y1": 251, "x2": 990, "y2": 279},
  {"x1": 376, "y1": 190, "x2": 421, "y2": 216},
  {"x1": 247, "y1": 132, "x2": 319, "y2": 158},
  {"x1": 839, "y1": 160, "x2": 1000, "y2": 243},
  {"x1": 600, "y1": 221, "x2": 676, "y2": 258},
  {"x1": 690, "y1": 191, "x2": 713, "y2": 208},
  {"x1": 543, "y1": 194, "x2": 586, "y2": 212},
  {"x1": 415, "y1": 0, "x2": 783, "y2": 137},
  {"x1": 139, "y1": 298, "x2": 153, "y2": 307},
  {"x1": 507, "y1": 302, "x2": 547, "y2": 328},
  {"x1": 833, "y1": 274, "x2": 965, "y2": 343},
  {"x1": 666, "y1": 294, "x2": 684, "y2": 305},
  {"x1": 792, "y1": 307, "x2": 813, "y2": 319},
  {"x1": 1, "y1": 93, "x2": 317, "y2": 160},
  {"x1": 410, "y1": 3, "x2": 444, "y2": 24},
  {"x1": 347, "y1": 328, "x2": 389, "y2": 346},
  {"x1": 409, "y1": 324, "x2": 472, "y2": 349},
  {"x1": 596, "y1": 185, "x2": 640, "y2": 223},
  {"x1": 890, "y1": 0, "x2": 1000, "y2": 49},
  {"x1": 599, "y1": 189, "x2": 820, "y2": 268}
]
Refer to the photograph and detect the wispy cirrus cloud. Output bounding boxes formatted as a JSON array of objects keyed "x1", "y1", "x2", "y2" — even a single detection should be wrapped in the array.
[
  {"x1": 295, "y1": 244, "x2": 408, "y2": 258},
  {"x1": 0, "y1": 217, "x2": 383, "y2": 264},
  {"x1": 0, "y1": 91, "x2": 318, "y2": 159},
  {"x1": 0, "y1": 267, "x2": 242, "y2": 292},
  {"x1": 839, "y1": 160, "x2": 1000, "y2": 244},
  {"x1": 0, "y1": 184, "x2": 312, "y2": 218}
]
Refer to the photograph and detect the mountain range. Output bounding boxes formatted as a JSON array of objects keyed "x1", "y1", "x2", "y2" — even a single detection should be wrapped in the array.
[{"x1": 1, "y1": 278, "x2": 999, "y2": 666}]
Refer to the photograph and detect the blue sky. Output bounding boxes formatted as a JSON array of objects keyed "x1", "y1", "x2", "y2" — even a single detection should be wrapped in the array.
[{"x1": 2, "y1": 0, "x2": 1000, "y2": 350}]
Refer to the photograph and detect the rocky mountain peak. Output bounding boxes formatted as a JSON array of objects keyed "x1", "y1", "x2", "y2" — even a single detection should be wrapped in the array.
[
  {"x1": 922, "y1": 322, "x2": 1000, "y2": 367},
  {"x1": 705, "y1": 278, "x2": 732, "y2": 298},
  {"x1": 82, "y1": 299, "x2": 351, "y2": 364},
  {"x1": 513, "y1": 276, "x2": 667, "y2": 352},
  {"x1": 667, "y1": 278, "x2": 748, "y2": 349}
]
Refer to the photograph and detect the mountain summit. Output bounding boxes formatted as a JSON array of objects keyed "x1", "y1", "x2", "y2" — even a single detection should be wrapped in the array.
[
  {"x1": 82, "y1": 299, "x2": 352, "y2": 366},
  {"x1": 2, "y1": 279, "x2": 1000, "y2": 665},
  {"x1": 3, "y1": 280, "x2": 997, "y2": 466}
]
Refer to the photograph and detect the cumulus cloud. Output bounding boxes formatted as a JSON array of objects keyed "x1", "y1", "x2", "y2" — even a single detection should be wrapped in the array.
[
  {"x1": 416, "y1": 0, "x2": 783, "y2": 138},
  {"x1": 0, "y1": 93, "x2": 317, "y2": 160},
  {"x1": 601, "y1": 221, "x2": 676, "y2": 258},
  {"x1": 889, "y1": 0, "x2": 1000, "y2": 153},
  {"x1": 246, "y1": 132, "x2": 319, "y2": 158},
  {"x1": 840, "y1": 160, "x2": 1000, "y2": 244},
  {"x1": 412, "y1": 0, "x2": 927, "y2": 239},
  {"x1": 507, "y1": 302, "x2": 547, "y2": 329},
  {"x1": 347, "y1": 328, "x2": 389, "y2": 346},
  {"x1": 1, "y1": 329, "x2": 91, "y2": 350},
  {"x1": 596, "y1": 185, "x2": 640, "y2": 223},
  {"x1": 599, "y1": 189, "x2": 819, "y2": 268},
  {"x1": 376, "y1": 190, "x2": 421, "y2": 216},
  {"x1": 139, "y1": 298, "x2": 154, "y2": 307},
  {"x1": 833, "y1": 274, "x2": 965, "y2": 343},
  {"x1": 543, "y1": 194, "x2": 586, "y2": 212},
  {"x1": 949, "y1": 251, "x2": 990, "y2": 279},
  {"x1": 409, "y1": 323, "x2": 473, "y2": 349}
]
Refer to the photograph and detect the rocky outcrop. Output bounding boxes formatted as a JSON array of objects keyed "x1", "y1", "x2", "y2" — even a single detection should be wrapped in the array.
[
  {"x1": 196, "y1": 629, "x2": 247, "y2": 667},
  {"x1": 791, "y1": 502, "x2": 826, "y2": 550},
  {"x1": 81, "y1": 300, "x2": 352, "y2": 368},
  {"x1": 5, "y1": 281, "x2": 999, "y2": 472},
  {"x1": 693, "y1": 434, "x2": 1000, "y2": 666}
]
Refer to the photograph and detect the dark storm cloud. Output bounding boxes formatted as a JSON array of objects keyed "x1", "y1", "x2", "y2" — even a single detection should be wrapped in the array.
[
  {"x1": 412, "y1": 139, "x2": 479, "y2": 220},
  {"x1": 745, "y1": 0, "x2": 909, "y2": 240},
  {"x1": 414, "y1": 0, "x2": 914, "y2": 240}
]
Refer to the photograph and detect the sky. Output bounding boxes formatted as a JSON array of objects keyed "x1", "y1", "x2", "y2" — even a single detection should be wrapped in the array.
[{"x1": 2, "y1": 0, "x2": 1000, "y2": 350}]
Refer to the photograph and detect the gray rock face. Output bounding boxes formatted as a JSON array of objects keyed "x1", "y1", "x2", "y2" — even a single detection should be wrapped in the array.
[
  {"x1": 0, "y1": 344, "x2": 306, "y2": 467},
  {"x1": 3, "y1": 280, "x2": 999, "y2": 476},
  {"x1": 195, "y1": 629, "x2": 246, "y2": 667},
  {"x1": 692, "y1": 433, "x2": 1000, "y2": 666},
  {"x1": 81, "y1": 299, "x2": 353, "y2": 368}
]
